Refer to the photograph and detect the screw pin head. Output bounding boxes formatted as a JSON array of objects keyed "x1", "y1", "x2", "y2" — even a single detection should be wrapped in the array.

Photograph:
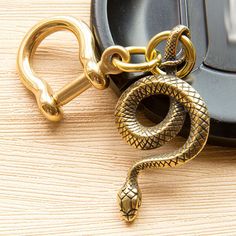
[{"x1": 117, "y1": 181, "x2": 142, "y2": 222}]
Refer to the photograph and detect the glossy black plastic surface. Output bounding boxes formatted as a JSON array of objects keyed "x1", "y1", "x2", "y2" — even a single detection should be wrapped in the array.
[{"x1": 91, "y1": 0, "x2": 236, "y2": 146}]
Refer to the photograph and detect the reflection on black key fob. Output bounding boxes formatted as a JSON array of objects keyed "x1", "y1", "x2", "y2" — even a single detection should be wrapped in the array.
[{"x1": 92, "y1": 0, "x2": 236, "y2": 146}]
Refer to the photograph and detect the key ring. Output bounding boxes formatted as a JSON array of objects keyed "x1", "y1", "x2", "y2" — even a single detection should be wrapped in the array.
[
  {"x1": 17, "y1": 17, "x2": 210, "y2": 223},
  {"x1": 146, "y1": 30, "x2": 196, "y2": 78}
]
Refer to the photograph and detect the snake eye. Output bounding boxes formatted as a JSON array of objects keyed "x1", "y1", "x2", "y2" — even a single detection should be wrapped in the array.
[{"x1": 117, "y1": 181, "x2": 142, "y2": 222}]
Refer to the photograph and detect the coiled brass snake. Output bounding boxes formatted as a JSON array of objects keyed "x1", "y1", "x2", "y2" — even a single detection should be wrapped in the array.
[
  {"x1": 115, "y1": 26, "x2": 210, "y2": 222},
  {"x1": 115, "y1": 26, "x2": 192, "y2": 150}
]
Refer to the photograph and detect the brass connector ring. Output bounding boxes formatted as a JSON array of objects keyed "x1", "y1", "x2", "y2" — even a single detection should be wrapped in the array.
[
  {"x1": 146, "y1": 31, "x2": 196, "y2": 78},
  {"x1": 112, "y1": 46, "x2": 162, "y2": 73}
]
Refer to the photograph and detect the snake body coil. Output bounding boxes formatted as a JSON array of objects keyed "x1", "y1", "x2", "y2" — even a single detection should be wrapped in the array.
[
  {"x1": 116, "y1": 74, "x2": 210, "y2": 222},
  {"x1": 115, "y1": 25, "x2": 209, "y2": 222}
]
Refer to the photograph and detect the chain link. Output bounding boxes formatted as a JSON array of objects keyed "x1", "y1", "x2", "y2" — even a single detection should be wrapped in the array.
[
  {"x1": 102, "y1": 30, "x2": 196, "y2": 78},
  {"x1": 112, "y1": 47, "x2": 162, "y2": 73}
]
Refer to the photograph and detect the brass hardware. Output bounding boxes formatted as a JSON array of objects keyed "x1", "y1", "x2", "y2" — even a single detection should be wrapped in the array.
[
  {"x1": 17, "y1": 18, "x2": 210, "y2": 223},
  {"x1": 116, "y1": 25, "x2": 210, "y2": 222}
]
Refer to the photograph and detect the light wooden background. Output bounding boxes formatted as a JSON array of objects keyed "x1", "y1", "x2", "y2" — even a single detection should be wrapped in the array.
[{"x1": 0, "y1": 0, "x2": 236, "y2": 235}]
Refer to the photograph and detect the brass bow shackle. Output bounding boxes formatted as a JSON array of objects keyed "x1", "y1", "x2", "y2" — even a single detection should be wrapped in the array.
[
  {"x1": 17, "y1": 16, "x2": 118, "y2": 121},
  {"x1": 17, "y1": 16, "x2": 210, "y2": 223}
]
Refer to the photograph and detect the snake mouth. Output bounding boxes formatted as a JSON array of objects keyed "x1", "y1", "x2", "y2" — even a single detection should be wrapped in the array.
[{"x1": 120, "y1": 209, "x2": 139, "y2": 222}]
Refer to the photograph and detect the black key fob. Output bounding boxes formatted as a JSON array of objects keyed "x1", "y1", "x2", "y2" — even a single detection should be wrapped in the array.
[{"x1": 91, "y1": 0, "x2": 236, "y2": 147}]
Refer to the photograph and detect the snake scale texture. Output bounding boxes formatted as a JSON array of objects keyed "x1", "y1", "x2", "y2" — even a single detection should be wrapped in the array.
[
  {"x1": 114, "y1": 26, "x2": 192, "y2": 150},
  {"x1": 114, "y1": 95, "x2": 185, "y2": 150},
  {"x1": 115, "y1": 25, "x2": 210, "y2": 222}
]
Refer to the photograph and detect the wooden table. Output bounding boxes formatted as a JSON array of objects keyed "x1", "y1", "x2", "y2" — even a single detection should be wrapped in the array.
[{"x1": 0, "y1": 0, "x2": 235, "y2": 235}]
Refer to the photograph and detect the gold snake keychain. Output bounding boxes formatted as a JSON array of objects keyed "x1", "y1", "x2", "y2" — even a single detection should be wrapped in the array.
[{"x1": 17, "y1": 16, "x2": 210, "y2": 222}]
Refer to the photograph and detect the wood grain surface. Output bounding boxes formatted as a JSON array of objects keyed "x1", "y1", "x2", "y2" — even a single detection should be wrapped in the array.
[{"x1": 0, "y1": 0, "x2": 236, "y2": 235}]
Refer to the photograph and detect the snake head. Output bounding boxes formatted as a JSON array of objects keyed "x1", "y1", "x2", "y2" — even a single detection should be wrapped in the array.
[{"x1": 117, "y1": 180, "x2": 142, "y2": 222}]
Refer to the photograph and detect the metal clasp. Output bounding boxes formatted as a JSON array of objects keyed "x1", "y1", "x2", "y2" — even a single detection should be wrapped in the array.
[{"x1": 17, "y1": 16, "x2": 110, "y2": 121}]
